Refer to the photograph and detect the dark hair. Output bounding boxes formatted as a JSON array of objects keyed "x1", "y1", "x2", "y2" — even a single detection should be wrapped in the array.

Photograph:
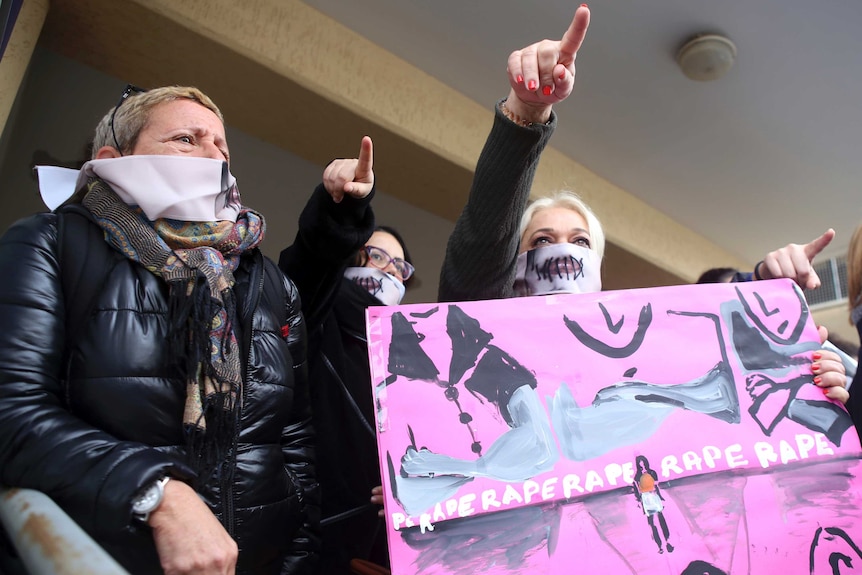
[
  {"x1": 696, "y1": 267, "x2": 738, "y2": 284},
  {"x1": 357, "y1": 225, "x2": 415, "y2": 287}
]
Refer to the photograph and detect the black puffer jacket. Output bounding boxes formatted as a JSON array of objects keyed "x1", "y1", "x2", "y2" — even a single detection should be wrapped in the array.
[
  {"x1": 0, "y1": 211, "x2": 319, "y2": 574},
  {"x1": 279, "y1": 185, "x2": 389, "y2": 574}
]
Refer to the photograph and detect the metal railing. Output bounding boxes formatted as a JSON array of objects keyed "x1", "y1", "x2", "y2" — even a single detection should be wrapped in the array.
[{"x1": 0, "y1": 487, "x2": 129, "y2": 575}]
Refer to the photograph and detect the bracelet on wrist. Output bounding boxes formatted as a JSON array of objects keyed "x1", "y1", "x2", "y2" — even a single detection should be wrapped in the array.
[
  {"x1": 499, "y1": 99, "x2": 549, "y2": 128},
  {"x1": 753, "y1": 260, "x2": 765, "y2": 280}
]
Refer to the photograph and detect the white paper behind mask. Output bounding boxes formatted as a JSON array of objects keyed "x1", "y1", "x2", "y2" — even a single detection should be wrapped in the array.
[
  {"x1": 343, "y1": 267, "x2": 406, "y2": 306},
  {"x1": 35, "y1": 155, "x2": 242, "y2": 222},
  {"x1": 514, "y1": 243, "x2": 602, "y2": 297}
]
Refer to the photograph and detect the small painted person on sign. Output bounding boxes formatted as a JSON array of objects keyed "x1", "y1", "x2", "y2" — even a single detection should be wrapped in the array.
[{"x1": 633, "y1": 455, "x2": 674, "y2": 554}]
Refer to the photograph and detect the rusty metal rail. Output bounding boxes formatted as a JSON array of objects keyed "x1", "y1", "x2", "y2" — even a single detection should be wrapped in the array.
[{"x1": 0, "y1": 487, "x2": 129, "y2": 575}]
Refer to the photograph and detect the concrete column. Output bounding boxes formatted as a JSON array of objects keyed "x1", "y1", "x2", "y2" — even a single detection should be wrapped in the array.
[{"x1": 0, "y1": 0, "x2": 49, "y2": 135}]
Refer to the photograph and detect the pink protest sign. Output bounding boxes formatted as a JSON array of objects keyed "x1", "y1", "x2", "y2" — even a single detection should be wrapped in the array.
[{"x1": 366, "y1": 279, "x2": 862, "y2": 574}]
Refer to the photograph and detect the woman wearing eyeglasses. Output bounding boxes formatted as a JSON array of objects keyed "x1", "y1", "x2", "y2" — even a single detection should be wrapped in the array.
[
  {"x1": 344, "y1": 228, "x2": 413, "y2": 305},
  {"x1": 279, "y1": 136, "x2": 411, "y2": 575}
]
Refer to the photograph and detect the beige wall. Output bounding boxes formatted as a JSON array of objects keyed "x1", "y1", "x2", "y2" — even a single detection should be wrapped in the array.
[
  {"x1": 30, "y1": 0, "x2": 748, "y2": 288},
  {"x1": 0, "y1": 47, "x2": 453, "y2": 304},
  {"x1": 0, "y1": 0, "x2": 853, "y2": 344}
]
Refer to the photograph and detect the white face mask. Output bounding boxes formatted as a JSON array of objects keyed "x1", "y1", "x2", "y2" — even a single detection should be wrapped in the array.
[
  {"x1": 35, "y1": 156, "x2": 241, "y2": 222},
  {"x1": 343, "y1": 267, "x2": 406, "y2": 306},
  {"x1": 513, "y1": 243, "x2": 602, "y2": 297}
]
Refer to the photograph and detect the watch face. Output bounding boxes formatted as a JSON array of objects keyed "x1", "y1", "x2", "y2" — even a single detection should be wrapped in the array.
[{"x1": 133, "y1": 485, "x2": 160, "y2": 513}]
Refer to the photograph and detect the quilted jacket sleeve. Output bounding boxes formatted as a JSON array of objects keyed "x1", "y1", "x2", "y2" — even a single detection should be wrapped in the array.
[
  {"x1": 277, "y1": 269, "x2": 321, "y2": 574},
  {"x1": 0, "y1": 214, "x2": 192, "y2": 540}
]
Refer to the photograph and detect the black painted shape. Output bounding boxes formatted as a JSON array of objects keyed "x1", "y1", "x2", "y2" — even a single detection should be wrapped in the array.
[
  {"x1": 809, "y1": 526, "x2": 862, "y2": 574},
  {"x1": 387, "y1": 311, "x2": 440, "y2": 380},
  {"x1": 731, "y1": 310, "x2": 807, "y2": 371},
  {"x1": 446, "y1": 305, "x2": 493, "y2": 386},
  {"x1": 464, "y1": 345, "x2": 537, "y2": 426},
  {"x1": 680, "y1": 561, "x2": 728, "y2": 575},
  {"x1": 746, "y1": 374, "x2": 799, "y2": 436},
  {"x1": 787, "y1": 398, "x2": 854, "y2": 446},
  {"x1": 754, "y1": 291, "x2": 780, "y2": 317},
  {"x1": 410, "y1": 306, "x2": 440, "y2": 319},
  {"x1": 736, "y1": 285, "x2": 807, "y2": 345},
  {"x1": 624, "y1": 367, "x2": 638, "y2": 378},
  {"x1": 563, "y1": 303, "x2": 652, "y2": 359},
  {"x1": 599, "y1": 302, "x2": 625, "y2": 334}
]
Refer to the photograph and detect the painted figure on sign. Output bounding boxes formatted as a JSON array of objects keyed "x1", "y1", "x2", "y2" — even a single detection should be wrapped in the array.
[{"x1": 633, "y1": 455, "x2": 674, "y2": 554}]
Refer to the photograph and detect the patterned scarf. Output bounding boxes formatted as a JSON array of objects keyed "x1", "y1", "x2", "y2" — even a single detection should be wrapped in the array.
[{"x1": 82, "y1": 179, "x2": 265, "y2": 485}]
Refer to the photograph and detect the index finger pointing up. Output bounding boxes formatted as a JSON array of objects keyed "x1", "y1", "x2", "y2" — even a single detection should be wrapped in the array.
[
  {"x1": 558, "y1": 4, "x2": 591, "y2": 67},
  {"x1": 355, "y1": 135, "x2": 374, "y2": 181}
]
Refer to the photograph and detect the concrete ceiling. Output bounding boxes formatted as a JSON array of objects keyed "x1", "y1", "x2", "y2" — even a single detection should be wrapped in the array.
[
  {"x1": 304, "y1": 0, "x2": 862, "y2": 264},
  {"x1": 15, "y1": 0, "x2": 860, "y2": 339}
]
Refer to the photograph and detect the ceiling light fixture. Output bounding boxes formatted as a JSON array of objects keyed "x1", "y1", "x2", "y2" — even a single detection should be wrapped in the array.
[{"x1": 676, "y1": 34, "x2": 737, "y2": 82}]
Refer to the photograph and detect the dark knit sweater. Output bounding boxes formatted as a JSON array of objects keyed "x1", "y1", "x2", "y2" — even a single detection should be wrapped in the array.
[{"x1": 438, "y1": 100, "x2": 557, "y2": 302}]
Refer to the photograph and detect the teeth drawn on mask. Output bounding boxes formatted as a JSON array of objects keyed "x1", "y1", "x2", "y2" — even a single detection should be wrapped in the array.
[
  {"x1": 529, "y1": 253, "x2": 585, "y2": 282},
  {"x1": 514, "y1": 243, "x2": 602, "y2": 297},
  {"x1": 351, "y1": 274, "x2": 384, "y2": 296},
  {"x1": 344, "y1": 267, "x2": 406, "y2": 306}
]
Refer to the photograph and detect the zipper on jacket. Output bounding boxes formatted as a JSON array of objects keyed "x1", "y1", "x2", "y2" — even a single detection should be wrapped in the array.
[{"x1": 223, "y1": 251, "x2": 265, "y2": 538}]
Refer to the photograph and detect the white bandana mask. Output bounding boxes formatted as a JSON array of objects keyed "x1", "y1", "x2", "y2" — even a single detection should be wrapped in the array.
[
  {"x1": 514, "y1": 243, "x2": 602, "y2": 297},
  {"x1": 343, "y1": 267, "x2": 406, "y2": 306},
  {"x1": 36, "y1": 155, "x2": 241, "y2": 222}
]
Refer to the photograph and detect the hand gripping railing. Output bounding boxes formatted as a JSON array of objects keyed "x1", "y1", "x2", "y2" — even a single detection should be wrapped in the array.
[{"x1": 0, "y1": 487, "x2": 130, "y2": 574}]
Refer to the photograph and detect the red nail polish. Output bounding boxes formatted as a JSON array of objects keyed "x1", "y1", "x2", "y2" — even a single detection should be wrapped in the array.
[
  {"x1": 558, "y1": 71, "x2": 566, "y2": 80},
  {"x1": 811, "y1": 363, "x2": 820, "y2": 372},
  {"x1": 527, "y1": 80, "x2": 538, "y2": 91},
  {"x1": 581, "y1": 3, "x2": 588, "y2": 6},
  {"x1": 813, "y1": 352, "x2": 822, "y2": 360},
  {"x1": 517, "y1": 74, "x2": 524, "y2": 84},
  {"x1": 822, "y1": 387, "x2": 829, "y2": 395},
  {"x1": 814, "y1": 376, "x2": 822, "y2": 384},
  {"x1": 542, "y1": 85, "x2": 552, "y2": 96}
]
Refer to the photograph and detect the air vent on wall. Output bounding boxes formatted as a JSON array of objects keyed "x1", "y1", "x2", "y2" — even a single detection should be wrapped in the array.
[{"x1": 805, "y1": 255, "x2": 848, "y2": 308}]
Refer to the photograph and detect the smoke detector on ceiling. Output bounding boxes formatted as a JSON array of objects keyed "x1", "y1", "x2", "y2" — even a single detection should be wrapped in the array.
[{"x1": 676, "y1": 34, "x2": 737, "y2": 81}]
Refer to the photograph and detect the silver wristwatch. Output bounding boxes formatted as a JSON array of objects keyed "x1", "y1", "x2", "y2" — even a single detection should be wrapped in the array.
[{"x1": 131, "y1": 476, "x2": 171, "y2": 524}]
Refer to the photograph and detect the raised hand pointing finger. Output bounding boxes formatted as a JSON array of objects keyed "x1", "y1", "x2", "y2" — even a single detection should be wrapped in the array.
[
  {"x1": 321, "y1": 136, "x2": 375, "y2": 203},
  {"x1": 505, "y1": 4, "x2": 591, "y2": 124},
  {"x1": 758, "y1": 229, "x2": 835, "y2": 290}
]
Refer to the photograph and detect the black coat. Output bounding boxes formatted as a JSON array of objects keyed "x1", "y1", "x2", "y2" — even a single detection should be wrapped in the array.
[
  {"x1": 847, "y1": 321, "x2": 862, "y2": 442},
  {"x1": 280, "y1": 185, "x2": 389, "y2": 573},
  {"x1": 0, "y1": 212, "x2": 318, "y2": 575}
]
